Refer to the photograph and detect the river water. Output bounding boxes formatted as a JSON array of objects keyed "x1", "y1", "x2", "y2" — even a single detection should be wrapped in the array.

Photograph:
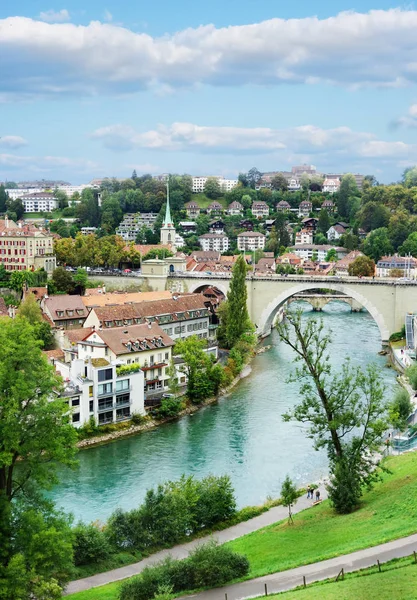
[{"x1": 49, "y1": 303, "x2": 397, "y2": 523}]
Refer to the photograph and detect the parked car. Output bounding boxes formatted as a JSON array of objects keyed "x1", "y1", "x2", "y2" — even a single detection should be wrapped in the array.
[{"x1": 123, "y1": 269, "x2": 132, "y2": 273}]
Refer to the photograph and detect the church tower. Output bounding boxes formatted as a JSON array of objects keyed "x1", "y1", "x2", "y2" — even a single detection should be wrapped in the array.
[{"x1": 160, "y1": 182, "x2": 176, "y2": 250}]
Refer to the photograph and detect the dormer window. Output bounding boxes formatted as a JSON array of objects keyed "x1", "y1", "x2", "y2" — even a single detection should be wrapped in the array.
[
  {"x1": 76, "y1": 309, "x2": 84, "y2": 315},
  {"x1": 105, "y1": 321, "x2": 112, "y2": 327},
  {"x1": 67, "y1": 310, "x2": 74, "y2": 317},
  {"x1": 115, "y1": 320, "x2": 122, "y2": 326}
]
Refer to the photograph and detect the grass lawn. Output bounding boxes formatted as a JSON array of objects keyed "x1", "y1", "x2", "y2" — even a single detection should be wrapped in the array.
[
  {"x1": 390, "y1": 339, "x2": 406, "y2": 349},
  {"x1": 66, "y1": 453, "x2": 417, "y2": 600},
  {"x1": 267, "y1": 558, "x2": 417, "y2": 600},
  {"x1": 192, "y1": 193, "x2": 227, "y2": 209},
  {"x1": 227, "y1": 452, "x2": 417, "y2": 579}
]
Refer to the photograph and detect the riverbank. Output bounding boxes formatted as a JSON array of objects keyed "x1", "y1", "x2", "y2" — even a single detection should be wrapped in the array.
[{"x1": 77, "y1": 360, "x2": 253, "y2": 450}]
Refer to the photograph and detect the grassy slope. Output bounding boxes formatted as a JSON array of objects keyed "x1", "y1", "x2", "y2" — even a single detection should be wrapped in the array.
[
  {"x1": 267, "y1": 559, "x2": 417, "y2": 600},
  {"x1": 66, "y1": 453, "x2": 417, "y2": 600},
  {"x1": 192, "y1": 193, "x2": 227, "y2": 209},
  {"x1": 227, "y1": 453, "x2": 417, "y2": 578}
]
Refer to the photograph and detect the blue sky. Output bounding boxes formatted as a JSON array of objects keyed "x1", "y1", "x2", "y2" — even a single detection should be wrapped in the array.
[{"x1": 0, "y1": 0, "x2": 416, "y2": 184}]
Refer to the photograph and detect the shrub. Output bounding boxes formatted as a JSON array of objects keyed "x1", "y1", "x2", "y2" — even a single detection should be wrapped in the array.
[
  {"x1": 156, "y1": 398, "x2": 184, "y2": 419},
  {"x1": 72, "y1": 523, "x2": 111, "y2": 565},
  {"x1": 406, "y1": 364, "x2": 417, "y2": 391},
  {"x1": 389, "y1": 387, "x2": 414, "y2": 430},
  {"x1": 193, "y1": 475, "x2": 236, "y2": 529},
  {"x1": 131, "y1": 413, "x2": 146, "y2": 426},
  {"x1": 327, "y1": 458, "x2": 362, "y2": 514},
  {"x1": 119, "y1": 542, "x2": 249, "y2": 600}
]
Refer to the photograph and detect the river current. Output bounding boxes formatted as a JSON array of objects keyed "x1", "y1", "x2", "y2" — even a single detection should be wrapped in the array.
[{"x1": 49, "y1": 303, "x2": 397, "y2": 523}]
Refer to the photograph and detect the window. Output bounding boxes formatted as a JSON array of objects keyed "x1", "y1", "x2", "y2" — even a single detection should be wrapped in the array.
[
  {"x1": 89, "y1": 400, "x2": 94, "y2": 412},
  {"x1": 116, "y1": 379, "x2": 129, "y2": 392},
  {"x1": 98, "y1": 368, "x2": 113, "y2": 382},
  {"x1": 174, "y1": 326, "x2": 181, "y2": 334},
  {"x1": 116, "y1": 406, "x2": 130, "y2": 420},
  {"x1": 98, "y1": 410, "x2": 113, "y2": 425},
  {"x1": 150, "y1": 355, "x2": 154, "y2": 365},
  {"x1": 72, "y1": 413, "x2": 80, "y2": 423},
  {"x1": 158, "y1": 368, "x2": 162, "y2": 376},
  {"x1": 157, "y1": 353, "x2": 162, "y2": 363},
  {"x1": 187, "y1": 324, "x2": 193, "y2": 332},
  {"x1": 89, "y1": 385, "x2": 93, "y2": 397},
  {"x1": 98, "y1": 397, "x2": 113, "y2": 411},
  {"x1": 98, "y1": 382, "x2": 112, "y2": 395},
  {"x1": 72, "y1": 397, "x2": 80, "y2": 407},
  {"x1": 116, "y1": 393, "x2": 130, "y2": 406}
]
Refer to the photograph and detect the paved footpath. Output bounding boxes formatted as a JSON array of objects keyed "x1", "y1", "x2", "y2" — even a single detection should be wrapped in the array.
[{"x1": 65, "y1": 491, "x2": 326, "y2": 595}]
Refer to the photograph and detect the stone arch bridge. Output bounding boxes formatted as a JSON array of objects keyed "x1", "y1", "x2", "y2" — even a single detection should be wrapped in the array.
[
  {"x1": 287, "y1": 293, "x2": 363, "y2": 312},
  {"x1": 147, "y1": 272, "x2": 417, "y2": 345}
]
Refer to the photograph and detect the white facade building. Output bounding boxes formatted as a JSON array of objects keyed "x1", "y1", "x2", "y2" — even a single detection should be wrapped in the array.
[
  {"x1": 298, "y1": 201, "x2": 312, "y2": 217},
  {"x1": 376, "y1": 256, "x2": 417, "y2": 278},
  {"x1": 192, "y1": 176, "x2": 238, "y2": 193},
  {"x1": 5, "y1": 188, "x2": 42, "y2": 200},
  {"x1": 116, "y1": 213, "x2": 158, "y2": 241},
  {"x1": 21, "y1": 193, "x2": 58, "y2": 213},
  {"x1": 251, "y1": 201, "x2": 269, "y2": 218},
  {"x1": 199, "y1": 233, "x2": 230, "y2": 253},
  {"x1": 323, "y1": 179, "x2": 341, "y2": 193},
  {"x1": 54, "y1": 357, "x2": 145, "y2": 428},
  {"x1": 289, "y1": 244, "x2": 347, "y2": 262},
  {"x1": 237, "y1": 231, "x2": 266, "y2": 251},
  {"x1": 295, "y1": 229, "x2": 314, "y2": 245}
]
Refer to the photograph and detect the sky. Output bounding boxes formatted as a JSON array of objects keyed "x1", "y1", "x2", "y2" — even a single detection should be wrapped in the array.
[{"x1": 1, "y1": 0, "x2": 417, "y2": 184}]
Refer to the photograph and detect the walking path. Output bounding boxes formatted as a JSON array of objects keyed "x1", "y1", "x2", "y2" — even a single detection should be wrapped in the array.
[
  {"x1": 179, "y1": 533, "x2": 417, "y2": 600},
  {"x1": 65, "y1": 489, "x2": 327, "y2": 595}
]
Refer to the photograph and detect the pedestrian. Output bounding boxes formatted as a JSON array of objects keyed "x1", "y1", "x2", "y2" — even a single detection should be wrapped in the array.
[
  {"x1": 306, "y1": 485, "x2": 311, "y2": 499},
  {"x1": 315, "y1": 489, "x2": 320, "y2": 502}
]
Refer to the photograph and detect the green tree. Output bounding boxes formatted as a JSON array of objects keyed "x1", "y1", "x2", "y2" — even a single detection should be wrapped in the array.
[
  {"x1": 246, "y1": 167, "x2": 262, "y2": 189},
  {"x1": 318, "y1": 209, "x2": 331, "y2": 235},
  {"x1": 271, "y1": 174, "x2": 288, "y2": 191},
  {"x1": 337, "y1": 174, "x2": 359, "y2": 218},
  {"x1": 281, "y1": 476, "x2": 298, "y2": 524},
  {"x1": 403, "y1": 166, "x2": 417, "y2": 188},
  {"x1": 399, "y1": 231, "x2": 417, "y2": 257},
  {"x1": 73, "y1": 268, "x2": 88, "y2": 294},
  {"x1": 358, "y1": 201, "x2": 390, "y2": 232},
  {"x1": 277, "y1": 311, "x2": 388, "y2": 513},
  {"x1": 100, "y1": 196, "x2": 123, "y2": 233},
  {"x1": 241, "y1": 194, "x2": 252, "y2": 210},
  {"x1": 388, "y1": 210, "x2": 415, "y2": 251},
  {"x1": 225, "y1": 255, "x2": 251, "y2": 348},
  {"x1": 348, "y1": 255, "x2": 375, "y2": 277},
  {"x1": 53, "y1": 188, "x2": 69, "y2": 210},
  {"x1": 51, "y1": 266, "x2": 74, "y2": 293},
  {"x1": 389, "y1": 388, "x2": 413, "y2": 432},
  {"x1": 325, "y1": 248, "x2": 338, "y2": 262},
  {"x1": 143, "y1": 248, "x2": 174, "y2": 260},
  {"x1": 265, "y1": 226, "x2": 280, "y2": 256},
  {"x1": 9, "y1": 270, "x2": 34, "y2": 292},
  {"x1": 175, "y1": 336, "x2": 212, "y2": 402},
  {"x1": 18, "y1": 294, "x2": 54, "y2": 349},
  {"x1": 204, "y1": 177, "x2": 222, "y2": 199},
  {"x1": 361, "y1": 227, "x2": 394, "y2": 262},
  {"x1": 0, "y1": 185, "x2": 8, "y2": 213},
  {"x1": 0, "y1": 317, "x2": 77, "y2": 597},
  {"x1": 6, "y1": 198, "x2": 24, "y2": 220},
  {"x1": 166, "y1": 359, "x2": 180, "y2": 396}
]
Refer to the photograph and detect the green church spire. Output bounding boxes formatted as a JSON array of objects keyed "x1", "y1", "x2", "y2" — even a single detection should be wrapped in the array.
[{"x1": 163, "y1": 182, "x2": 172, "y2": 227}]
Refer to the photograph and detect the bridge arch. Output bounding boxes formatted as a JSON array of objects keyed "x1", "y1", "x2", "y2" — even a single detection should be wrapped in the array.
[
  {"x1": 258, "y1": 281, "x2": 390, "y2": 342},
  {"x1": 188, "y1": 281, "x2": 229, "y2": 297}
]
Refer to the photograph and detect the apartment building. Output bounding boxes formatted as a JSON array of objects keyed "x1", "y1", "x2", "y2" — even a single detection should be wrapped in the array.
[
  {"x1": 289, "y1": 244, "x2": 347, "y2": 262},
  {"x1": 198, "y1": 233, "x2": 229, "y2": 253},
  {"x1": 191, "y1": 176, "x2": 238, "y2": 193},
  {"x1": 184, "y1": 201, "x2": 201, "y2": 219},
  {"x1": 227, "y1": 201, "x2": 243, "y2": 216},
  {"x1": 276, "y1": 200, "x2": 291, "y2": 212},
  {"x1": 0, "y1": 218, "x2": 56, "y2": 273},
  {"x1": 83, "y1": 293, "x2": 214, "y2": 342},
  {"x1": 77, "y1": 322, "x2": 175, "y2": 395},
  {"x1": 298, "y1": 200, "x2": 312, "y2": 217},
  {"x1": 52, "y1": 355, "x2": 145, "y2": 427},
  {"x1": 237, "y1": 231, "x2": 266, "y2": 251},
  {"x1": 376, "y1": 256, "x2": 417, "y2": 278},
  {"x1": 5, "y1": 188, "x2": 42, "y2": 200},
  {"x1": 251, "y1": 201, "x2": 269, "y2": 218},
  {"x1": 42, "y1": 294, "x2": 88, "y2": 328},
  {"x1": 295, "y1": 229, "x2": 314, "y2": 245},
  {"x1": 21, "y1": 192, "x2": 58, "y2": 213},
  {"x1": 323, "y1": 179, "x2": 340, "y2": 193},
  {"x1": 116, "y1": 213, "x2": 158, "y2": 241}
]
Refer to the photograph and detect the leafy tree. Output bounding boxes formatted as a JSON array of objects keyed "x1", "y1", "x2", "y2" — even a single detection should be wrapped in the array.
[
  {"x1": 143, "y1": 248, "x2": 174, "y2": 260},
  {"x1": 167, "y1": 360, "x2": 180, "y2": 396},
  {"x1": 348, "y1": 255, "x2": 375, "y2": 277},
  {"x1": 6, "y1": 198, "x2": 24, "y2": 220},
  {"x1": 18, "y1": 294, "x2": 54, "y2": 349},
  {"x1": 281, "y1": 476, "x2": 298, "y2": 524},
  {"x1": 318, "y1": 209, "x2": 331, "y2": 235},
  {"x1": 388, "y1": 210, "x2": 415, "y2": 250},
  {"x1": 241, "y1": 194, "x2": 252, "y2": 209},
  {"x1": 358, "y1": 201, "x2": 390, "y2": 232},
  {"x1": 265, "y1": 226, "x2": 280, "y2": 256},
  {"x1": 337, "y1": 174, "x2": 359, "y2": 218},
  {"x1": 100, "y1": 196, "x2": 123, "y2": 233},
  {"x1": 0, "y1": 185, "x2": 8, "y2": 213},
  {"x1": 204, "y1": 177, "x2": 222, "y2": 199},
  {"x1": 277, "y1": 311, "x2": 389, "y2": 513},
  {"x1": 73, "y1": 522, "x2": 111, "y2": 566},
  {"x1": 73, "y1": 268, "x2": 88, "y2": 294},
  {"x1": 325, "y1": 248, "x2": 338, "y2": 262},
  {"x1": 225, "y1": 255, "x2": 251, "y2": 348},
  {"x1": 340, "y1": 232, "x2": 359, "y2": 251},
  {"x1": 9, "y1": 269, "x2": 34, "y2": 292},
  {"x1": 247, "y1": 167, "x2": 262, "y2": 189},
  {"x1": 389, "y1": 388, "x2": 413, "y2": 432},
  {"x1": 52, "y1": 266, "x2": 74, "y2": 293},
  {"x1": 271, "y1": 174, "x2": 288, "y2": 191},
  {"x1": 238, "y1": 173, "x2": 249, "y2": 187},
  {"x1": 53, "y1": 188, "x2": 69, "y2": 210},
  {"x1": 407, "y1": 364, "x2": 417, "y2": 390},
  {"x1": 361, "y1": 227, "x2": 394, "y2": 262},
  {"x1": 175, "y1": 336, "x2": 212, "y2": 402},
  {"x1": 403, "y1": 166, "x2": 417, "y2": 188},
  {"x1": 0, "y1": 317, "x2": 77, "y2": 596},
  {"x1": 399, "y1": 231, "x2": 417, "y2": 257}
]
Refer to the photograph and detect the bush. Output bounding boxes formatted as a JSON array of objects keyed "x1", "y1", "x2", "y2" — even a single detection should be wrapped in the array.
[
  {"x1": 119, "y1": 542, "x2": 249, "y2": 600},
  {"x1": 193, "y1": 475, "x2": 236, "y2": 529},
  {"x1": 406, "y1": 364, "x2": 417, "y2": 391},
  {"x1": 327, "y1": 458, "x2": 362, "y2": 514},
  {"x1": 72, "y1": 523, "x2": 111, "y2": 565},
  {"x1": 156, "y1": 398, "x2": 184, "y2": 419},
  {"x1": 389, "y1": 387, "x2": 414, "y2": 430},
  {"x1": 131, "y1": 413, "x2": 146, "y2": 426}
]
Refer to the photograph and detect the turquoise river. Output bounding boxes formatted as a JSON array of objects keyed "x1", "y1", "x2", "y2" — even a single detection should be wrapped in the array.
[{"x1": 49, "y1": 304, "x2": 397, "y2": 523}]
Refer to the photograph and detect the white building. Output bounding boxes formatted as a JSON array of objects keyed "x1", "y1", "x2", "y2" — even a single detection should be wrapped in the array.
[
  {"x1": 288, "y1": 177, "x2": 301, "y2": 191},
  {"x1": 237, "y1": 231, "x2": 266, "y2": 251},
  {"x1": 289, "y1": 244, "x2": 347, "y2": 262},
  {"x1": 5, "y1": 188, "x2": 42, "y2": 200},
  {"x1": 21, "y1": 193, "x2": 58, "y2": 213},
  {"x1": 199, "y1": 233, "x2": 230, "y2": 253},
  {"x1": 295, "y1": 229, "x2": 314, "y2": 245},
  {"x1": 298, "y1": 200, "x2": 312, "y2": 217},
  {"x1": 323, "y1": 179, "x2": 341, "y2": 193},
  {"x1": 53, "y1": 356, "x2": 145, "y2": 428},
  {"x1": 80, "y1": 227, "x2": 98, "y2": 235},
  {"x1": 57, "y1": 185, "x2": 94, "y2": 196},
  {"x1": 327, "y1": 224, "x2": 347, "y2": 241},
  {"x1": 116, "y1": 213, "x2": 158, "y2": 241},
  {"x1": 227, "y1": 201, "x2": 243, "y2": 216},
  {"x1": 251, "y1": 201, "x2": 269, "y2": 218},
  {"x1": 192, "y1": 176, "x2": 238, "y2": 193},
  {"x1": 376, "y1": 256, "x2": 417, "y2": 278}
]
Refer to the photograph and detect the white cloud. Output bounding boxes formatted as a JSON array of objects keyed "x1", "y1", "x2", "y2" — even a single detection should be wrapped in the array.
[
  {"x1": 2, "y1": 9, "x2": 417, "y2": 97},
  {"x1": 0, "y1": 135, "x2": 28, "y2": 149},
  {"x1": 39, "y1": 9, "x2": 70, "y2": 23},
  {"x1": 394, "y1": 103, "x2": 417, "y2": 128},
  {"x1": 91, "y1": 121, "x2": 414, "y2": 164},
  {"x1": 0, "y1": 153, "x2": 97, "y2": 172}
]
